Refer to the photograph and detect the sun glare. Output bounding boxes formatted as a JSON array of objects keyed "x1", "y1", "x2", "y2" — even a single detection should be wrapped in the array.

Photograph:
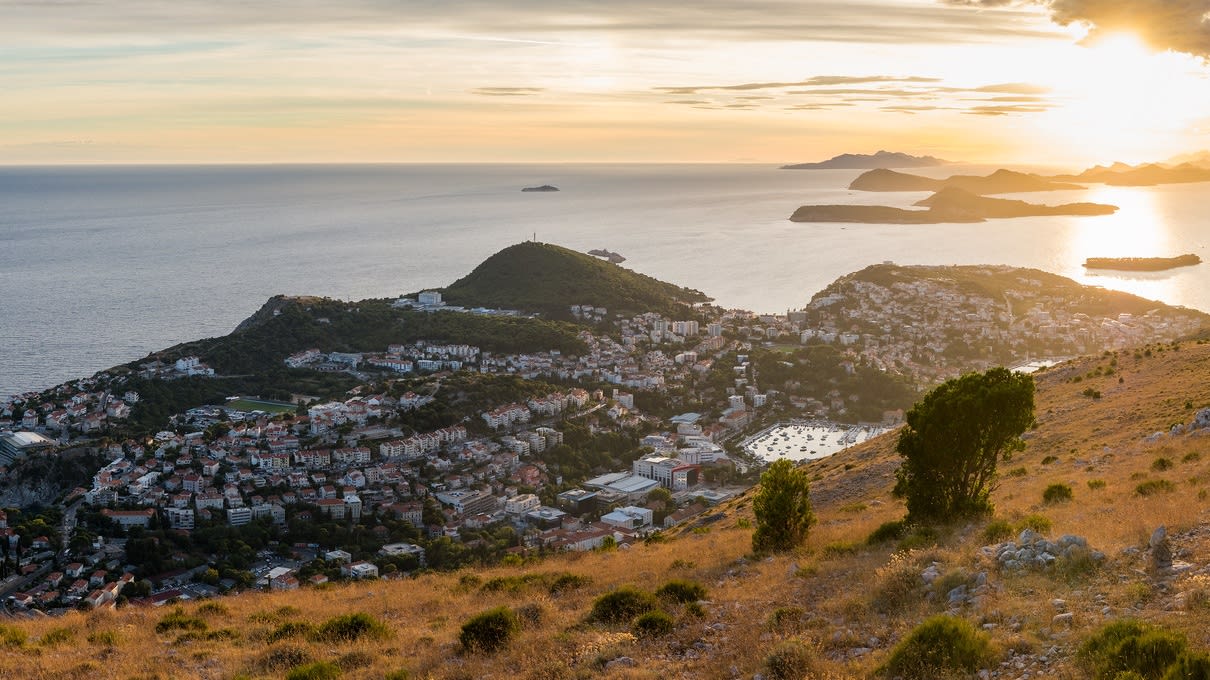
[{"x1": 1031, "y1": 32, "x2": 1209, "y2": 162}]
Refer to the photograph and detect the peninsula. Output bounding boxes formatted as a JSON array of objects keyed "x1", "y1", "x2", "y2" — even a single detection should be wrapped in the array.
[
  {"x1": 1056, "y1": 162, "x2": 1210, "y2": 187},
  {"x1": 780, "y1": 150, "x2": 948, "y2": 170},
  {"x1": 789, "y1": 187, "x2": 1117, "y2": 224},
  {"x1": 849, "y1": 168, "x2": 1085, "y2": 194},
  {"x1": 521, "y1": 184, "x2": 560, "y2": 192},
  {"x1": 1084, "y1": 254, "x2": 1203, "y2": 271}
]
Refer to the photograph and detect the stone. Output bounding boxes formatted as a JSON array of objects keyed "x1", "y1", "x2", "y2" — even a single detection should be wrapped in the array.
[
  {"x1": 1019, "y1": 528, "x2": 1042, "y2": 545},
  {"x1": 1150, "y1": 526, "x2": 1173, "y2": 571},
  {"x1": 1052, "y1": 612, "x2": 1074, "y2": 627},
  {"x1": 1192, "y1": 408, "x2": 1210, "y2": 430},
  {"x1": 605, "y1": 656, "x2": 637, "y2": 670},
  {"x1": 921, "y1": 564, "x2": 940, "y2": 585},
  {"x1": 1051, "y1": 599, "x2": 1067, "y2": 612},
  {"x1": 948, "y1": 584, "x2": 969, "y2": 606}
]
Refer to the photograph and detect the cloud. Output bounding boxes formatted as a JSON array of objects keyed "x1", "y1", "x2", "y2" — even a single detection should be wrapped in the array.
[
  {"x1": 963, "y1": 103, "x2": 1051, "y2": 115},
  {"x1": 470, "y1": 87, "x2": 544, "y2": 96},
  {"x1": 0, "y1": 1, "x2": 1064, "y2": 45},
  {"x1": 945, "y1": 0, "x2": 1210, "y2": 58},
  {"x1": 655, "y1": 75, "x2": 943, "y2": 96}
]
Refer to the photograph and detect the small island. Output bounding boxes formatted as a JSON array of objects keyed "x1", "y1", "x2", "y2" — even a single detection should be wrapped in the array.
[
  {"x1": 587, "y1": 248, "x2": 626, "y2": 264},
  {"x1": 1083, "y1": 254, "x2": 1203, "y2": 271},
  {"x1": 790, "y1": 187, "x2": 1117, "y2": 224},
  {"x1": 521, "y1": 184, "x2": 560, "y2": 192}
]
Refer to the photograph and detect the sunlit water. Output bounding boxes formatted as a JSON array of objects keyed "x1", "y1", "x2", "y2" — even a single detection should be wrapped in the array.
[{"x1": 2, "y1": 163, "x2": 1208, "y2": 397}]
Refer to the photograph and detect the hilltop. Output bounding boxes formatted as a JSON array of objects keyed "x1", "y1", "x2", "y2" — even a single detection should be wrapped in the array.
[
  {"x1": 849, "y1": 168, "x2": 1085, "y2": 194},
  {"x1": 5, "y1": 340, "x2": 1210, "y2": 678},
  {"x1": 439, "y1": 242, "x2": 711, "y2": 319},
  {"x1": 789, "y1": 187, "x2": 1116, "y2": 224}
]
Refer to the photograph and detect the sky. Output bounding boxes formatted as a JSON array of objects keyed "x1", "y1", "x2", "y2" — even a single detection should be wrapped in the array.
[{"x1": 2, "y1": 0, "x2": 1209, "y2": 165}]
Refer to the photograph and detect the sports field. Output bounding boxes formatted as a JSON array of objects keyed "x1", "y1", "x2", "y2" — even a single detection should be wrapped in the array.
[{"x1": 223, "y1": 397, "x2": 297, "y2": 414}]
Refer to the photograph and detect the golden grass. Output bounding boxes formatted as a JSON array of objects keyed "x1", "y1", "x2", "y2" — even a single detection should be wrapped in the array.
[{"x1": 4, "y1": 341, "x2": 1210, "y2": 679}]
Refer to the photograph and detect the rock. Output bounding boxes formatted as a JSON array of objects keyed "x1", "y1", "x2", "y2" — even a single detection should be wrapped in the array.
[
  {"x1": 1151, "y1": 526, "x2": 1174, "y2": 571},
  {"x1": 921, "y1": 564, "x2": 941, "y2": 585},
  {"x1": 1051, "y1": 599, "x2": 1067, "y2": 612},
  {"x1": 948, "y1": 584, "x2": 969, "y2": 607},
  {"x1": 1019, "y1": 528, "x2": 1042, "y2": 545},
  {"x1": 1191, "y1": 408, "x2": 1210, "y2": 430},
  {"x1": 605, "y1": 656, "x2": 637, "y2": 670},
  {"x1": 848, "y1": 647, "x2": 872, "y2": 658},
  {"x1": 1052, "y1": 612, "x2": 1074, "y2": 627}
]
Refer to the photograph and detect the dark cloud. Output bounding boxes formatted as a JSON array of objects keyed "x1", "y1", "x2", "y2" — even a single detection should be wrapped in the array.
[
  {"x1": 945, "y1": 0, "x2": 1210, "y2": 58},
  {"x1": 963, "y1": 103, "x2": 1050, "y2": 115},
  {"x1": 656, "y1": 75, "x2": 943, "y2": 96}
]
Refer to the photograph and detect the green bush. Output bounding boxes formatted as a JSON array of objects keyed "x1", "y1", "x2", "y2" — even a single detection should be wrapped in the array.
[
  {"x1": 1006, "y1": 466, "x2": 1029, "y2": 477},
  {"x1": 898, "y1": 526, "x2": 939, "y2": 550},
  {"x1": 285, "y1": 661, "x2": 341, "y2": 680},
  {"x1": 1152, "y1": 458, "x2": 1174, "y2": 472},
  {"x1": 632, "y1": 610, "x2": 676, "y2": 638},
  {"x1": 1182, "y1": 452, "x2": 1202, "y2": 464},
  {"x1": 155, "y1": 608, "x2": 208, "y2": 634},
  {"x1": 312, "y1": 613, "x2": 390, "y2": 643},
  {"x1": 548, "y1": 572, "x2": 592, "y2": 594},
  {"x1": 459, "y1": 606, "x2": 520, "y2": 654},
  {"x1": 767, "y1": 607, "x2": 807, "y2": 633},
  {"x1": 752, "y1": 458, "x2": 816, "y2": 553},
  {"x1": 39, "y1": 627, "x2": 73, "y2": 646},
  {"x1": 656, "y1": 579, "x2": 707, "y2": 604},
  {"x1": 867, "y1": 519, "x2": 908, "y2": 544},
  {"x1": 589, "y1": 586, "x2": 658, "y2": 625},
  {"x1": 1078, "y1": 619, "x2": 1189, "y2": 680},
  {"x1": 982, "y1": 520, "x2": 1015, "y2": 543},
  {"x1": 1088, "y1": 479, "x2": 1107, "y2": 490},
  {"x1": 1016, "y1": 514, "x2": 1052, "y2": 534},
  {"x1": 1041, "y1": 455, "x2": 1059, "y2": 465},
  {"x1": 267, "y1": 621, "x2": 315, "y2": 643},
  {"x1": 1135, "y1": 480, "x2": 1177, "y2": 497},
  {"x1": 1043, "y1": 483, "x2": 1074, "y2": 504},
  {"x1": 1163, "y1": 652, "x2": 1210, "y2": 680},
  {"x1": 763, "y1": 640, "x2": 816, "y2": 680},
  {"x1": 879, "y1": 615, "x2": 995, "y2": 679},
  {"x1": 0, "y1": 624, "x2": 27, "y2": 648},
  {"x1": 86, "y1": 630, "x2": 120, "y2": 647},
  {"x1": 514, "y1": 602, "x2": 544, "y2": 628}
]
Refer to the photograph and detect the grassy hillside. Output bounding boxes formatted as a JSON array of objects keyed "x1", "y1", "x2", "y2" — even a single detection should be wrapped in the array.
[
  {"x1": 439, "y1": 242, "x2": 712, "y2": 319},
  {"x1": 8, "y1": 341, "x2": 1210, "y2": 679}
]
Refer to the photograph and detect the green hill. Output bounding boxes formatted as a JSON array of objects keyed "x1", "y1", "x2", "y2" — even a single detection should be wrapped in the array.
[{"x1": 439, "y1": 242, "x2": 712, "y2": 319}]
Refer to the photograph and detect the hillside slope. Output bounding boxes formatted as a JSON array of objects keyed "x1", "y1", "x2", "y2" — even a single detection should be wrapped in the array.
[
  {"x1": 6, "y1": 342, "x2": 1210, "y2": 679},
  {"x1": 439, "y1": 242, "x2": 712, "y2": 319}
]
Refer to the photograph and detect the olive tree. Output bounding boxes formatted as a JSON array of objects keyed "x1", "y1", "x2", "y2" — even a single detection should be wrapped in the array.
[
  {"x1": 752, "y1": 458, "x2": 815, "y2": 553},
  {"x1": 894, "y1": 367, "x2": 1035, "y2": 522}
]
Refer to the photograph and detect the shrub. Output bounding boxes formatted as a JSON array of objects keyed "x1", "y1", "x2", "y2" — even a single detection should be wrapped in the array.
[
  {"x1": 1041, "y1": 455, "x2": 1059, "y2": 465},
  {"x1": 1164, "y1": 652, "x2": 1210, "y2": 680},
  {"x1": 867, "y1": 519, "x2": 908, "y2": 544},
  {"x1": 267, "y1": 621, "x2": 315, "y2": 643},
  {"x1": 155, "y1": 608, "x2": 208, "y2": 634},
  {"x1": 196, "y1": 601, "x2": 230, "y2": 617},
  {"x1": 632, "y1": 610, "x2": 676, "y2": 638},
  {"x1": 87, "y1": 630, "x2": 120, "y2": 646},
  {"x1": 767, "y1": 607, "x2": 807, "y2": 633},
  {"x1": 656, "y1": 579, "x2": 707, "y2": 604},
  {"x1": 1082, "y1": 388, "x2": 1102, "y2": 399},
  {"x1": 982, "y1": 520, "x2": 1014, "y2": 543},
  {"x1": 335, "y1": 651, "x2": 375, "y2": 670},
  {"x1": 1152, "y1": 457, "x2": 1174, "y2": 472},
  {"x1": 1183, "y1": 452, "x2": 1202, "y2": 464},
  {"x1": 514, "y1": 602, "x2": 544, "y2": 628},
  {"x1": 879, "y1": 615, "x2": 995, "y2": 679},
  {"x1": 1006, "y1": 466, "x2": 1029, "y2": 477},
  {"x1": 1016, "y1": 514, "x2": 1052, "y2": 534},
  {"x1": 871, "y1": 556, "x2": 921, "y2": 615},
  {"x1": 763, "y1": 640, "x2": 816, "y2": 680},
  {"x1": 39, "y1": 627, "x2": 73, "y2": 646},
  {"x1": 589, "y1": 586, "x2": 658, "y2": 625},
  {"x1": 313, "y1": 613, "x2": 390, "y2": 643},
  {"x1": 1136, "y1": 480, "x2": 1177, "y2": 497},
  {"x1": 459, "y1": 606, "x2": 520, "y2": 654},
  {"x1": 1043, "y1": 483, "x2": 1074, "y2": 504},
  {"x1": 254, "y1": 645, "x2": 316, "y2": 673},
  {"x1": 1087, "y1": 479, "x2": 1107, "y2": 490},
  {"x1": 898, "y1": 526, "x2": 939, "y2": 550},
  {"x1": 1077, "y1": 619, "x2": 1189, "y2": 680},
  {"x1": 384, "y1": 671, "x2": 410, "y2": 680},
  {"x1": 548, "y1": 572, "x2": 592, "y2": 594},
  {"x1": 0, "y1": 624, "x2": 27, "y2": 648},
  {"x1": 285, "y1": 661, "x2": 341, "y2": 680}
]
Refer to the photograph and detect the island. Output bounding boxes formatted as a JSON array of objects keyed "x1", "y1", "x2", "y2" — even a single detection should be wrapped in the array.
[
  {"x1": 1083, "y1": 254, "x2": 1203, "y2": 271},
  {"x1": 521, "y1": 184, "x2": 560, "y2": 192},
  {"x1": 780, "y1": 150, "x2": 948, "y2": 170},
  {"x1": 587, "y1": 248, "x2": 626, "y2": 264},
  {"x1": 850, "y1": 168, "x2": 1085, "y2": 194},
  {"x1": 790, "y1": 187, "x2": 1117, "y2": 224},
  {"x1": 1054, "y1": 162, "x2": 1210, "y2": 187}
]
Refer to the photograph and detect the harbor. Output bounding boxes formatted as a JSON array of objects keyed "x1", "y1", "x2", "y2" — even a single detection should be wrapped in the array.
[{"x1": 742, "y1": 420, "x2": 892, "y2": 463}]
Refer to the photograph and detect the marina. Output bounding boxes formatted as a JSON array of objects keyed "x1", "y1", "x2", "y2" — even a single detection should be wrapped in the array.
[{"x1": 742, "y1": 420, "x2": 892, "y2": 463}]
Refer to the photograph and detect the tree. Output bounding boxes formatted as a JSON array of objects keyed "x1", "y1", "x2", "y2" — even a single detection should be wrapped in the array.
[
  {"x1": 752, "y1": 459, "x2": 815, "y2": 553},
  {"x1": 894, "y1": 367, "x2": 1035, "y2": 522}
]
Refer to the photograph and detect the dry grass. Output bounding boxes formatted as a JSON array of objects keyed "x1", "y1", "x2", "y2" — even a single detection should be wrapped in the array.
[{"x1": 4, "y1": 341, "x2": 1210, "y2": 679}]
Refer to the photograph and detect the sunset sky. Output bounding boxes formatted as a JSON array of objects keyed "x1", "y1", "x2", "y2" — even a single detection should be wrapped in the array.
[{"x1": 3, "y1": 0, "x2": 1209, "y2": 165}]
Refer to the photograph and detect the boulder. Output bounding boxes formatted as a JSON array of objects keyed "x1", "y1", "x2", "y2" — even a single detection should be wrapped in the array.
[{"x1": 1150, "y1": 526, "x2": 1173, "y2": 571}]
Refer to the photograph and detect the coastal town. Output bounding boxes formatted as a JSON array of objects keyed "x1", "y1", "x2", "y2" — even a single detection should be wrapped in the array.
[{"x1": 1, "y1": 260, "x2": 1206, "y2": 616}]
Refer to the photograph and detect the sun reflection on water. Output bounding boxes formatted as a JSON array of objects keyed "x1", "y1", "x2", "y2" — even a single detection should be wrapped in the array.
[{"x1": 1068, "y1": 186, "x2": 1179, "y2": 303}]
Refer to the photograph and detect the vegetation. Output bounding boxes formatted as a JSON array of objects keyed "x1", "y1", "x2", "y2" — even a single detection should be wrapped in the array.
[
  {"x1": 655, "y1": 579, "x2": 707, "y2": 604},
  {"x1": 894, "y1": 367, "x2": 1036, "y2": 522},
  {"x1": 632, "y1": 610, "x2": 676, "y2": 638},
  {"x1": 879, "y1": 615, "x2": 995, "y2": 679},
  {"x1": 1043, "y1": 483, "x2": 1074, "y2": 504},
  {"x1": 439, "y1": 242, "x2": 711, "y2": 319},
  {"x1": 589, "y1": 586, "x2": 659, "y2": 625},
  {"x1": 1077, "y1": 619, "x2": 1208, "y2": 680},
  {"x1": 312, "y1": 613, "x2": 390, "y2": 643},
  {"x1": 459, "y1": 607, "x2": 520, "y2": 654},
  {"x1": 752, "y1": 459, "x2": 816, "y2": 553},
  {"x1": 762, "y1": 640, "x2": 817, "y2": 680}
]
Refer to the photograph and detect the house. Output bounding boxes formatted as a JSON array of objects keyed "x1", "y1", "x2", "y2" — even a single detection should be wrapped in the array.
[
  {"x1": 101, "y1": 508, "x2": 155, "y2": 529},
  {"x1": 342, "y1": 561, "x2": 379, "y2": 580}
]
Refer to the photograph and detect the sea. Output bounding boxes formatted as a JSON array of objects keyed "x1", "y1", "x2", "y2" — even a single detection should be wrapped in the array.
[{"x1": 3, "y1": 163, "x2": 1209, "y2": 399}]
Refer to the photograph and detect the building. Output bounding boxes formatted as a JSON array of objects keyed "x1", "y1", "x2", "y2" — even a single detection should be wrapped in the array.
[
  {"x1": 101, "y1": 508, "x2": 155, "y2": 529},
  {"x1": 0, "y1": 431, "x2": 54, "y2": 465},
  {"x1": 600, "y1": 506, "x2": 654, "y2": 530},
  {"x1": 504, "y1": 493, "x2": 541, "y2": 516}
]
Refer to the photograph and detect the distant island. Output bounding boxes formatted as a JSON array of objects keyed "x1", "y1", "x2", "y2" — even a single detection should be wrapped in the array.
[
  {"x1": 1084, "y1": 254, "x2": 1203, "y2": 271},
  {"x1": 521, "y1": 184, "x2": 560, "y2": 192},
  {"x1": 780, "y1": 150, "x2": 948, "y2": 170},
  {"x1": 850, "y1": 168, "x2": 1085, "y2": 194},
  {"x1": 790, "y1": 187, "x2": 1117, "y2": 224},
  {"x1": 1054, "y1": 162, "x2": 1210, "y2": 187}
]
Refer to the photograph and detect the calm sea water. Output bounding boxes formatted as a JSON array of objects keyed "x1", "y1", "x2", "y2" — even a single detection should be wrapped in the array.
[{"x1": 2, "y1": 163, "x2": 1208, "y2": 398}]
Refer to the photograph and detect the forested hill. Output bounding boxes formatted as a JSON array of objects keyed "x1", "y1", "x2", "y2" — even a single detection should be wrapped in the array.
[{"x1": 439, "y1": 242, "x2": 712, "y2": 319}]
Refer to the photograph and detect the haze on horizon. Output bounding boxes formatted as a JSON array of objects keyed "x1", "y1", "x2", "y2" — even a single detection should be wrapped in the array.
[{"x1": 3, "y1": 0, "x2": 1209, "y2": 167}]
